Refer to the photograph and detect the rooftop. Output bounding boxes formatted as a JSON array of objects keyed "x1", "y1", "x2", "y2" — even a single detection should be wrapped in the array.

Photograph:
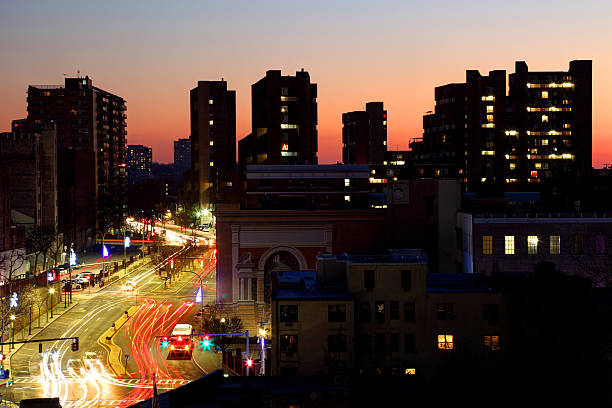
[{"x1": 427, "y1": 273, "x2": 495, "y2": 293}]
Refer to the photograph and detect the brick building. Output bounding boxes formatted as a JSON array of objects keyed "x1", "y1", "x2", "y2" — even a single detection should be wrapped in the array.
[{"x1": 457, "y1": 211, "x2": 612, "y2": 286}]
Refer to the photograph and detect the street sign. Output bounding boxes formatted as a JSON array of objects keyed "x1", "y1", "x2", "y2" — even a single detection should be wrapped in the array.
[
  {"x1": 47, "y1": 272, "x2": 54, "y2": 282},
  {"x1": 195, "y1": 287, "x2": 202, "y2": 304},
  {"x1": 124, "y1": 237, "x2": 130, "y2": 248},
  {"x1": 102, "y1": 245, "x2": 109, "y2": 257},
  {"x1": 10, "y1": 292, "x2": 18, "y2": 308},
  {"x1": 69, "y1": 249, "x2": 77, "y2": 266}
]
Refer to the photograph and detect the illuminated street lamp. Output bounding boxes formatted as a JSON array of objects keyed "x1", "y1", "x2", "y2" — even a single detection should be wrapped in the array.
[
  {"x1": 49, "y1": 288, "x2": 55, "y2": 319},
  {"x1": 10, "y1": 314, "x2": 15, "y2": 350}
]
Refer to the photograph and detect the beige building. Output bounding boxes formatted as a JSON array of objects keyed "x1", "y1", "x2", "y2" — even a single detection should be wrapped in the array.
[{"x1": 271, "y1": 251, "x2": 508, "y2": 378}]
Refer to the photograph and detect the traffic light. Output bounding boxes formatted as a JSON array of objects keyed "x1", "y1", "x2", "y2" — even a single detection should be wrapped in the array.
[
  {"x1": 71, "y1": 338, "x2": 79, "y2": 352},
  {"x1": 161, "y1": 337, "x2": 169, "y2": 348},
  {"x1": 0, "y1": 352, "x2": 4, "y2": 361},
  {"x1": 202, "y1": 335, "x2": 211, "y2": 350},
  {"x1": 246, "y1": 358, "x2": 253, "y2": 368},
  {"x1": 170, "y1": 259, "x2": 175, "y2": 269},
  {"x1": 200, "y1": 258, "x2": 204, "y2": 268}
]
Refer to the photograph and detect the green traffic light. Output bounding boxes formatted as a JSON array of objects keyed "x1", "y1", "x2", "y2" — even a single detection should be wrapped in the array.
[{"x1": 161, "y1": 341, "x2": 169, "y2": 348}]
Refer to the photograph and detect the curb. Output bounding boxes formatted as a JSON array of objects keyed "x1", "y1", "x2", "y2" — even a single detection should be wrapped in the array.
[{"x1": 97, "y1": 305, "x2": 140, "y2": 376}]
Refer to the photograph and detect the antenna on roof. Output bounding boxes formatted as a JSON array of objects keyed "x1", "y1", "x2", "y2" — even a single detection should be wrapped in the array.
[{"x1": 77, "y1": 70, "x2": 80, "y2": 78}]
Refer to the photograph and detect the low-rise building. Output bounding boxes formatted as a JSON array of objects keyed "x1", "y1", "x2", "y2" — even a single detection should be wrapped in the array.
[
  {"x1": 457, "y1": 211, "x2": 612, "y2": 286},
  {"x1": 271, "y1": 251, "x2": 508, "y2": 378}
]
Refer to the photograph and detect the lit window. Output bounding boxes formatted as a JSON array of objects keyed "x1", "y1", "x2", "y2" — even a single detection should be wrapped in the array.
[
  {"x1": 528, "y1": 236, "x2": 538, "y2": 254},
  {"x1": 531, "y1": 171, "x2": 538, "y2": 178},
  {"x1": 209, "y1": 161, "x2": 214, "y2": 167},
  {"x1": 486, "y1": 105, "x2": 494, "y2": 113},
  {"x1": 281, "y1": 143, "x2": 289, "y2": 151},
  {"x1": 482, "y1": 236, "x2": 493, "y2": 255},
  {"x1": 437, "y1": 334, "x2": 454, "y2": 350},
  {"x1": 344, "y1": 195, "x2": 351, "y2": 202},
  {"x1": 281, "y1": 151, "x2": 297, "y2": 157},
  {"x1": 383, "y1": 120, "x2": 387, "y2": 126},
  {"x1": 209, "y1": 120, "x2": 214, "y2": 125},
  {"x1": 280, "y1": 106, "x2": 288, "y2": 113},
  {"x1": 542, "y1": 139, "x2": 549, "y2": 146},
  {"x1": 564, "y1": 123, "x2": 572, "y2": 129},
  {"x1": 542, "y1": 115, "x2": 548, "y2": 123},
  {"x1": 542, "y1": 91, "x2": 548, "y2": 99},
  {"x1": 484, "y1": 335, "x2": 500, "y2": 351},
  {"x1": 535, "y1": 163, "x2": 542, "y2": 169},
  {"x1": 509, "y1": 163, "x2": 516, "y2": 170},
  {"x1": 487, "y1": 114, "x2": 494, "y2": 122},
  {"x1": 209, "y1": 141, "x2": 213, "y2": 146},
  {"x1": 405, "y1": 368, "x2": 416, "y2": 375},
  {"x1": 505, "y1": 236, "x2": 515, "y2": 255},
  {"x1": 383, "y1": 140, "x2": 387, "y2": 146},
  {"x1": 280, "y1": 124, "x2": 297, "y2": 129},
  {"x1": 209, "y1": 99, "x2": 213, "y2": 105},
  {"x1": 481, "y1": 177, "x2": 487, "y2": 182},
  {"x1": 344, "y1": 178, "x2": 350, "y2": 187},
  {"x1": 550, "y1": 235, "x2": 560, "y2": 254}
]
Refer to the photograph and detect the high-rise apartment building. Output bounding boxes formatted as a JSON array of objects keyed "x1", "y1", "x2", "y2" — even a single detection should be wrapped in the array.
[
  {"x1": 189, "y1": 81, "x2": 236, "y2": 215},
  {"x1": 0, "y1": 127, "x2": 58, "y2": 231},
  {"x1": 411, "y1": 70, "x2": 506, "y2": 190},
  {"x1": 239, "y1": 69, "x2": 318, "y2": 167},
  {"x1": 24, "y1": 76, "x2": 127, "y2": 245},
  {"x1": 411, "y1": 61, "x2": 591, "y2": 192},
  {"x1": 126, "y1": 144, "x2": 152, "y2": 184},
  {"x1": 342, "y1": 102, "x2": 388, "y2": 164},
  {"x1": 508, "y1": 60, "x2": 592, "y2": 185},
  {"x1": 173, "y1": 137, "x2": 191, "y2": 182}
]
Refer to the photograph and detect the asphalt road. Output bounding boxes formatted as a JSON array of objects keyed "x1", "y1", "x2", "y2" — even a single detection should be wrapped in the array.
[{"x1": 5, "y1": 245, "x2": 218, "y2": 407}]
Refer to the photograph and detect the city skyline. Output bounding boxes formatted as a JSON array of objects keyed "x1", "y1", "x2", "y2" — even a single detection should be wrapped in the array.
[{"x1": 1, "y1": 0, "x2": 611, "y2": 166}]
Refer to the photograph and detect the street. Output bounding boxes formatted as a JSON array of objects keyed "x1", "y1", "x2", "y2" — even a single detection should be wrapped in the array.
[{"x1": 4, "y1": 240, "x2": 218, "y2": 408}]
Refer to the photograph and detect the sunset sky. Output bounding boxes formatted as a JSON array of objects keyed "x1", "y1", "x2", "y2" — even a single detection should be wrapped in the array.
[{"x1": 1, "y1": 0, "x2": 611, "y2": 166}]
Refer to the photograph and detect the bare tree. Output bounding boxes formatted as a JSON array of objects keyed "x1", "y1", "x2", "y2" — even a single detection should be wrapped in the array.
[
  {"x1": 26, "y1": 226, "x2": 55, "y2": 273},
  {"x1": 201, "y1": 306, "x2": 244, "y2": 353}
]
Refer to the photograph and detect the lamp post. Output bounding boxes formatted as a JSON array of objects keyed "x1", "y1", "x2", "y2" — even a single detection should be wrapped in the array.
[
  {"x1": 49, "y1": 288, "x2": 55, "y2": 319},
  {"x1": 10, "y1": 315, "x2": 15, "y2": 350},
  {"x1": 68, "y1": 243, "x2": 75, "y2": 305}
]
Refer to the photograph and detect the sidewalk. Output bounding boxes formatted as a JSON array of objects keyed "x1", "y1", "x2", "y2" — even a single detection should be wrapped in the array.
[{"x1": 1, "y1": 299, "x2": 79, "y2": 386}]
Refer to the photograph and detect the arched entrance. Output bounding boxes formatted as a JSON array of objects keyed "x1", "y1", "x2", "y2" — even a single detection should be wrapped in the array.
[{"x1": 258, "y1": 246, "x2": 307, "y2": 304}]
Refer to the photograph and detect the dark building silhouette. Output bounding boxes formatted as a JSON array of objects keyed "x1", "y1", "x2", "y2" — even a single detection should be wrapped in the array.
[
  {"x1": 239, "y1": 69, "x2": 318, "y2": 167},
  {"x1": 508, "y1": 60, "x2": 592, "y2": 185},
  {"x1": 189, "y1": 80, "x2": 236, "y2": 216},
  {"x1": 126, "y1": 144, "x2": 152, "y2": 184},
  {"x1": 23, "y1": 76, "x2": 127, "y2": 246},
  {"x1": 411, "y1": 70, "x2": 506, "y2": 191},
  {"x1": 0, "y1": 127, "x2": 58, "y2": 231},
  {"x1": 411, "y1": 60, "x2": 591, "y2": 192},
  {"x1": 173, "y1": 137, "x2": 191, "y2": 183}
]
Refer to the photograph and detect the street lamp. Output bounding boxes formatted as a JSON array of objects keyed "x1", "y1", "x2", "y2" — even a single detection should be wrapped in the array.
[
  {"x1": 49, "y1": 288, "x2": 55, "y2": 319},
  {"x1": 10, "y1": 315, "x2": 15, "y2": 350}
]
